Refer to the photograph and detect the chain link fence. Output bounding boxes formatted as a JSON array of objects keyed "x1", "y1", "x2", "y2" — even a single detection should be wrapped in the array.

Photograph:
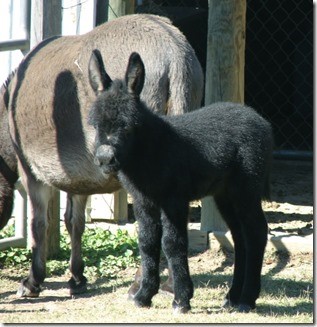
[
  {"x1": 245, "y1": 0, "x2": 313, "y2": 155},
  {"x1": 135, "y1": 0, "x2": 313, "y2": 156}
]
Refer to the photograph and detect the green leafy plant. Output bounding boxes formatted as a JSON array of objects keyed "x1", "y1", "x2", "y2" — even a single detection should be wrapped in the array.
[
  {"x1": 81, "y1": 227, "x2": 140, "y2": 278},
  {"x1": 0, "y1": 224, "x2": 140, "y2": 278},
  {"x1": 0, "y1": 224, "x2": 31, "y2": 268}
]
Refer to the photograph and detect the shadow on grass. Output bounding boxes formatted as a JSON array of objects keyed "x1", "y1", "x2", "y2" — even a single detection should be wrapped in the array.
[
  {"x1": 199, "y1": 246, "x2": 293, "y2": 277},
  {"x1": 0, "y1": 277, "x2": 133, "y2": 310},
  {"x1": 266, "y1": 250, "x2": 290, "y2": 276},
  {"x1": 187, "y1": 245, "x2": 312, "y2": 316},
  {"x1": 1, "y1": 271, "x2": 312, "y2": 317},
  {"x1": 193, "y1": 272, "x2": 313, "y2": 298},
  {"x1": 255, "y1": 301, "x2": 313, "y2": 315},
  {"x1": 191, "y1": 269, "x2": 313, "y2": 316},
  {"x1": 265, "y1": 211, "x2": 313, "y2": 224}
]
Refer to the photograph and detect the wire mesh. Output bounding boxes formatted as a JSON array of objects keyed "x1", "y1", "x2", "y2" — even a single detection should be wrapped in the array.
[
  {"x1": 135, "y1": 0, "x2": 313, "y2": 154},
  {"x1": 245, "y1": 0, "x2": 313, "y2": 153}
]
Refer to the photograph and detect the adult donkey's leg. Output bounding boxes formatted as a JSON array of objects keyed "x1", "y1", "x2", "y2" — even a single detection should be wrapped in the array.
[
  {"x1": 64, "y1": 193, "x2": 88, "y2": 295},
  {"x1": 17, "y1": 173, "x2": 53, "y2": 297},
  {"x1": 128, "y1": 261, "x2": 174, "y2": 299}
]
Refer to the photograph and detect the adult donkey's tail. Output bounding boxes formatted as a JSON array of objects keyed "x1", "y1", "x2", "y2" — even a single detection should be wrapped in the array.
[
  {"x1": 167, "y1": 51, "x2": 204, "y2": 115},
  {"x1": 0, "y1": 72, "x2": 18, "y2": 230},
  {"x1": 165, "y1": 22, "x2": 204, "y2": 115}
]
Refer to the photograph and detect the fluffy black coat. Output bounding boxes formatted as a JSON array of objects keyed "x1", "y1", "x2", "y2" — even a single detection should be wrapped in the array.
[{"x1": 88, "y1": 51, "x2": 273, "y2": 313}]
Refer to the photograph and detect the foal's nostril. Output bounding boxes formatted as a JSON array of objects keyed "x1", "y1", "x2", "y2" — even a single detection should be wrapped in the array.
[
  {"x1": 108, "y1": 156, "x2": 115, "y2": 166},
  {"x1": 95, "y1": 145, "x2": 115, "y2": 166}
]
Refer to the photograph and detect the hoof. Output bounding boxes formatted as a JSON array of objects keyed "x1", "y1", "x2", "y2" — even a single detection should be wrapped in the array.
[
  {"x1": 222, "y1": 298, "x2": 255, "y2": 313},
  {"x1": 68, "y1": 277, "x2": 87, "y2": 295},
  {"x1": 173, "y1": 305, "x2": 191, "y2": 314},
  {"x1": 173, "y1": 300, "x2": 191, "y2": 314},
  {"x1": 17, "y1": 284, "x2": 40, "y2": 298},
  {"x1": 134, "y1": 296, "x2": 152, "y2": 308},
  {"x1": 69, "y1": 283, "x2": 87, "y2": 296},
  {"x1": 237, "y1": 303, "x2": 255, "y2": 313}
]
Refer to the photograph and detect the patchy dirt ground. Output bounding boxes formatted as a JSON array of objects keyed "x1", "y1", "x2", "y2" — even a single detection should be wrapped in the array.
[
  {"x1": 262, "y1": 159, "x2": 313, "y2": 235},
  {"x1": 179, "y1": 159, "x2": 313, "y2": 235}
]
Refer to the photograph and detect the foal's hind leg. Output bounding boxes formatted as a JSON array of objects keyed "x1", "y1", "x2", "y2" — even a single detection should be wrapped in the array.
[
  {"x1": 214, "y1": 193, "x2": 246, "y2": 308},
  {"x1": 235, "y1": 199, "x2": 268, "y2": 312},
  {"x1": 64, "y1": 193, "x2": 88, "y2": 295},
  {"x1": 215, "y1": 192, "x2": 267, "y2": 312},
  {"x1": 17, "y1": 176, "x2": 53, "y2": 297}
]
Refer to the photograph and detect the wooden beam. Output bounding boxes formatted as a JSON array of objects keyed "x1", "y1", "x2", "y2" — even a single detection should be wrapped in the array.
[
  {"x1": 96, "y1": 0, "x2": 109, "y2": 26},
  {"x1": 201, "y1": 0, "x2": 246, "y2": 232},
  {"x1": 106, "y1": 0, "x2": 135, "y2": 223},
  {"x1": 108, "y1": 0, "x2": 135, "y2": 21},
  {"x1": 30, "y1": 0, "x2": 62, "y2": 47}
]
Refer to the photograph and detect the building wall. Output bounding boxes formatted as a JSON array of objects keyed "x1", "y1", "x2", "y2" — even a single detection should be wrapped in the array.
[{"x1": 0, "y1": 0, "x2": 96, "y2": 85}]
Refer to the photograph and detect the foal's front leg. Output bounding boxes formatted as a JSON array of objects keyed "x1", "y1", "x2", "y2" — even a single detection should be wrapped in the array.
[
  {"x1": 133, "y1": 200, "x2": 162, "y2": 308},
  {"x1": 161, "y1": 202, "x2": 193, "y2": 313}
]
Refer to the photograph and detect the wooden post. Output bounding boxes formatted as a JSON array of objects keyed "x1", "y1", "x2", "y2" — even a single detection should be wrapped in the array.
[
  {"x1": 95, "y1": 0, "x2": 108, "y2": 26},
  {"x1": 107, "y1": 0, "x2": 135, "y2": 223},
  {"x1": 85, "y1": 1, "x2": 134, "y2": 225},
  {"x1": 201, "y1": 0, "x2": 246, "y2": 232},
  {"x1": 30, "y1": 1, "x2": 62, "y2": 47},
  {"x1": 30, "y1": 0, "x2": 62, "y2": 258},
  {"x1": 108, "y1": 0, "x2": 135, "y2": 21}
]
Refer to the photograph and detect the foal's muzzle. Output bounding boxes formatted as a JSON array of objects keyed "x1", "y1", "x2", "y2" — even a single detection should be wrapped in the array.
[{"x1": 94, "y1": 145, "x2": 117, "y2": 173}]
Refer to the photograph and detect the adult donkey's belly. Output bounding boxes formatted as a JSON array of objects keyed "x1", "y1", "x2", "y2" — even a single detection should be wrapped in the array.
[
  {"x1": 9, "y1": 38, "x2": 121, "y2": 195},
  {"x1": 13, "y1": 111, "x2": 121, "y2": 195}
]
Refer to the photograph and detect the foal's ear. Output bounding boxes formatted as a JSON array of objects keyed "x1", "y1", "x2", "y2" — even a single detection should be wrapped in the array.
[
  {"x1": 125, "y1": 52, "x2": 145, "y2": 97},
  {"x1": 88, "y1": 49, "x2": 112, "y2": 95}
]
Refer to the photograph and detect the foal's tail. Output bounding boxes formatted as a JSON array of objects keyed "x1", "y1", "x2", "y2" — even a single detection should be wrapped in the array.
[
  {"x1": 0, "y1": 72, "x2": 19, "y2": 230},
  {"x1": 261, "y1": 128, "x2": 274, "y2": 202}
]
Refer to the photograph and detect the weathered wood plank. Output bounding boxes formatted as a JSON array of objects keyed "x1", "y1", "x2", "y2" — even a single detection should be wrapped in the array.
[
  {"x1": 108, "y1": 0, "x2": 135, "y2": 21},
  {"x1": 105, "y1": 0, "x2": 135, "y2": 224},
  {"x1": 201, "y1": 0, "x2": 246, "y2": 233},
  {"x1": 30, "y1": 0, "x2": 62, "y2": 47}
]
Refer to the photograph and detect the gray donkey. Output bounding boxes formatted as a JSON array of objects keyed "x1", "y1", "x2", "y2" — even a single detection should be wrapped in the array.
[{"x1": 1, "y1": 14, "x2": 203, "y2": 297}]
